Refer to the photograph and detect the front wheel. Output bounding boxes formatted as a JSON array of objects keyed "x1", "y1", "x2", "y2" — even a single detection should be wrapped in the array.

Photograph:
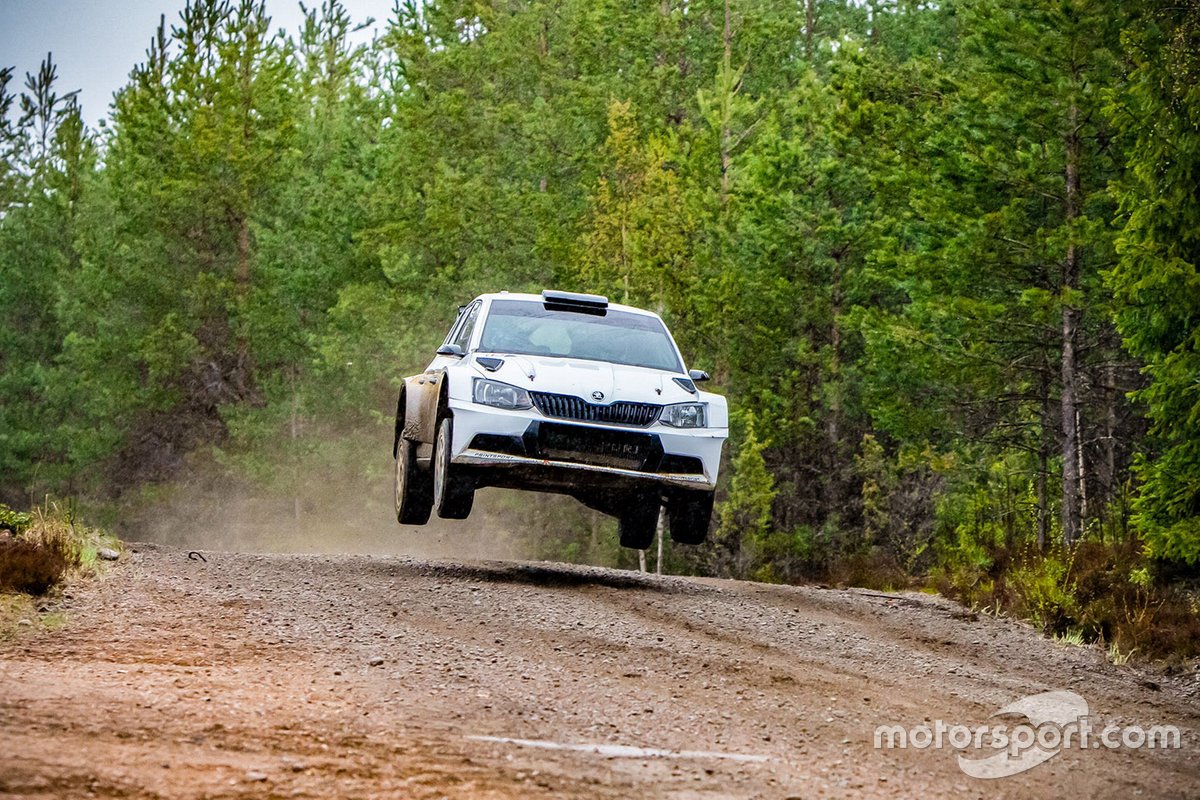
[
  {"x1": 667, "y1": 490, "x2": 714, "y2": 544},
  {"x1": 395, "y1": 437, "x2": 433, "y2": 525},
  {"x1": 618, "y1": 494, "x2": 659, "y2": 550},
  {"x1": 433, "y1": 417, "x2": 475, "y2": 519}
]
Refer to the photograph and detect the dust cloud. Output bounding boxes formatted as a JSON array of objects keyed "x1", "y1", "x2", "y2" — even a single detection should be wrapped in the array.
[
  {"x1": 115, "y1": 449, "x2": 606, "y2": 564},
  {"x1": 110, "y1": 429, "x2": 628, "y2": 566}
]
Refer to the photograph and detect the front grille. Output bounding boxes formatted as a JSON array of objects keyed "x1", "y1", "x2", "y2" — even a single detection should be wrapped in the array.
[
  {"x1": 535, "y1": 422, "x2": 662, "y2": 471},
  {"x1": 531, "y1": 392, "x2": 662, "y2": 427}
]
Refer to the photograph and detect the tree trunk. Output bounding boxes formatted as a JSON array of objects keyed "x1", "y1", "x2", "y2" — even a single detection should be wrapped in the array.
[
  {"x1": 1077, "y1": 409, "x2": 1089, "y2": 522},
  {"x1": 719, "y1": 0, "x2": 733, "y2": 207},
  {"x1": 621, "y1": 219, "x2": 630, "y2": 304},
  {"x1": 1060, "y1": 101, "x2": 1082, "y2": 546},
  {"x1": 233, "y1": 213, "x2": 253, "y2": 395},
  {"x1": 232, "y1": 33, "x2": 255, "y2": 399},
  {"x1": 1104, "y1": 359, "x2": 1118, "y2": 508},
  {"x1": 236, "y1": 215, "x2": 251, "y2": 291},
  {"x1": 655, "y1": 508, "x2": 665, "y2": 575},
  {"x1": 805, "y1": 0, "x2": 816, "y2": 62},
  {"x1": 291, "y1": 368, "x2": 301, "y2": 523},
  {"x1": 236, "y1": 23, "x2": 254, "y2": 298},
  {"x1": 1036, "y1": 366, "x2": 1051, "y2": 550},
  {"x1": 656, "y1": 0, "x2": 673, "y2": 127},
  {"x1": 827, "y1": 249, "x2": 844, "y2": 453}
]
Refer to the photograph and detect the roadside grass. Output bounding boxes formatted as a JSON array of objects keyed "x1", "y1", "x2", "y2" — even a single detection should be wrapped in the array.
[
  {"x1": 1053, "y1": 628, "x2": 1087, "y2": 647},
  {"x1": 933, "y1": 537, "x2": 1200, "y2": 667},
  {"x1": 1108, "y1": 642, "x2": 1136, "y2": 666},
  {"x1": 0, "y1": 500, "x2": 119, "y2": 636}
]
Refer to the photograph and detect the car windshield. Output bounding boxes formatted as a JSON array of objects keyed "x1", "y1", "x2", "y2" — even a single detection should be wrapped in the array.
[{"x1": 479, "y1": 300, "x2": 683, "y2": 373}]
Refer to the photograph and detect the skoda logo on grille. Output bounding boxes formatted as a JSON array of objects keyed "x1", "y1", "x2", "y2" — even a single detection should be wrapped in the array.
[{"x1": 591, "y1": 390, "x2": 605, "y2": 401}]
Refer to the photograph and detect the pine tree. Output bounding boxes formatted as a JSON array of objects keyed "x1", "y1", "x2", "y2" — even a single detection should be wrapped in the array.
[
  {"x1": 53, "y1": 0, "x2": 296, "y2": 484},
  {"x1": 859, "y1": 0, "x2": 1132, "y2": 548},
  {"x1": 0, "y1": 55, "x2": 94, "y2": 498},
  {"x1": 1109, "y1": 0, "x2": 1200, "y2": 563}
]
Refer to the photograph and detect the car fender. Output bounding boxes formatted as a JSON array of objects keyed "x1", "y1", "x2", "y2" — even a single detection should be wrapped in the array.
[
  {"x1": 402, "y1": 371, "x2": 446, "y2": 445},
  {"x1": 392, "y1": 386, "x2": 407, "y2": 457},
  {"x1": 698, "y1": 390, "x2": 729, "y2": 429}
]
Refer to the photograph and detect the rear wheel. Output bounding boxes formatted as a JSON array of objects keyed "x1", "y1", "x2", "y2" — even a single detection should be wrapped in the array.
[
  {"x1": 433, "y1": 417, "x2": 475, "y2": 519},
  {"x1": 618, "y1": 494, "x2": 659, "y2": 550},
  {"x1": 667, "y1": 490, "x2": 714, "y2": 544},
  {"x1": 394, "y1": 437, "x2": 433, "y2": 525}
]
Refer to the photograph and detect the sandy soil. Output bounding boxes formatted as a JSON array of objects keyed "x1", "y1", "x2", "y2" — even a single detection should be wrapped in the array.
[{"x1": 1, "y1": 544, "x2": 1197, "y2": 799}]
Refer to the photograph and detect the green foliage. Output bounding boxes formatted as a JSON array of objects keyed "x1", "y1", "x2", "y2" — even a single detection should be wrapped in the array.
[
  {"x1": 577, "y1": 100, "x2": 696, "y2": 310},
  {"x1": 0, "y1": 505, "x2": 33, "y2": 535},
  {"x1": 856, "y1": 434, "x2": 891, "y2": 546},
  {"x1": 1007, "y1": 546, "x2": 1079, "y2": 635},
  {"x1": 0, "y1": 54, "x2": 94, "y2": 494},
  {"x1": 858, "y1": 0, "x2": 1130, "y2": 552},
  {"x1": 0, "y1": 0, "x2": 1196, "y2": 655},
  {"x1": 1108, "y1": 0, "x2": 1200, "y2": 564},
  {"x1": 719, "y1": 413, "x2": 776, "y2": 542}
]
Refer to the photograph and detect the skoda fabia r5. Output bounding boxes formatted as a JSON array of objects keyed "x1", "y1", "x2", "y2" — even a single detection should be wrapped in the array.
[{"x1": 392, "y1": 290, "x2": 728, "y2": 549}]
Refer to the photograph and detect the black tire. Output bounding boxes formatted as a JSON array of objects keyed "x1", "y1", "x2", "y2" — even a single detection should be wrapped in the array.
[
  {"x1": 618, "y1": 495, "x2": 659, "y2": 550},
  {"x1": 433, "y1": 417, "x2": 474, "y2": 519},
  {"x1": 394, "y1": 437, "x2": 433, "y2": 525},
  {"x1": 668, "y1": 490, "x2": 714, "y2": 544}
]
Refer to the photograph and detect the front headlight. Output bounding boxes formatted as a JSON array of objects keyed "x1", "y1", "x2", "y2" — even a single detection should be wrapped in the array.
[
  {"x1": 661, "y1": 402, "x2": 707, "y2": 428},
  {"x1": 472, "y1": 378, "x2": 533, "y2": 410}
]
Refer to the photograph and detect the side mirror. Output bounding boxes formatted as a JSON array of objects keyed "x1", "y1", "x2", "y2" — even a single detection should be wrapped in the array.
[
  {"x1": 688, "y1": 368, "x2": 711, "y2": 382},
  {"x1": 437, "y1": 343, "x2": 465, "y2": 357}
]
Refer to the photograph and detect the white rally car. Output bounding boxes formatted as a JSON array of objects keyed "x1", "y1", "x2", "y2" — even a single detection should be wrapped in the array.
[{"x1": 392, "y1": 290, "x2": 728, "y2": 549}]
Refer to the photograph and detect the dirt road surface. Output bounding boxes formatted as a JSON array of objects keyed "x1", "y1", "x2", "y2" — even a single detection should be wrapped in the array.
[{"x1": 1, "y1": 544, "x2": 1197, "y2": 799}]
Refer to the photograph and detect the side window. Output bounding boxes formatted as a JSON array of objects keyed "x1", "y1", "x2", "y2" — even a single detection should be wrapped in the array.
[
  {"x1": 444, "y1": 306, "x2": 468, "y2": 346},
  {"x1": 451, "y1": 302, "x2": 481, "y2": 351}
]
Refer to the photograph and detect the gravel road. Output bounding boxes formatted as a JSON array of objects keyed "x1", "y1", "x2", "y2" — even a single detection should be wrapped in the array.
[{"x1": 1, "y1": 544, "x2": 1197, "y2": 798}]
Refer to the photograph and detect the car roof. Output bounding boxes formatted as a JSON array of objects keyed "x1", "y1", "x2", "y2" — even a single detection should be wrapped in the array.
[{"x1": 472, "y1": 292, "x2": 663, "y2": 319}]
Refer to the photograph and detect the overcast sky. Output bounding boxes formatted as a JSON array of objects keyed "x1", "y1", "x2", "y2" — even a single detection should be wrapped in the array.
[{"x1": 0, "y1": 0, "x2": 396, "y2": 130}]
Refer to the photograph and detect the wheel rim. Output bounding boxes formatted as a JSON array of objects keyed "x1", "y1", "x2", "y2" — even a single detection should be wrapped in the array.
[
  {"x1": 433, "y1": 421, "x2": 447, "y2": 507},
  {"x1": 394, "y1": 443, "x2": 406, "y2": 515}
]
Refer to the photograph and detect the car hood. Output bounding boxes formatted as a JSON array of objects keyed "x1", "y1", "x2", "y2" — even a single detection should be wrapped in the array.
[{"x1": 470, "y1": 353, "x2": 696, "y2": 406}]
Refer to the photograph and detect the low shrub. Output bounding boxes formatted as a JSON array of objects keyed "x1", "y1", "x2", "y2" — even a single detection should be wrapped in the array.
[
  {"x1": 1005, "y1": 544, "x2": 1079, "y2": 636},
  {"x1": 930, "y1": 531, "x2": 1199, "y2": 663},
  {"x1": 1137, "y1": 588, "x2": 1200, "y2": 663},
  {"x1": 0, "y1": 539, "x2": 75, "y2": 595},
  {"x1": 829, "y1": 547, "x2": 910, "y2": 591},
  {"x1": 0, "y1": 500, "x2": 106, "y2": 596}
]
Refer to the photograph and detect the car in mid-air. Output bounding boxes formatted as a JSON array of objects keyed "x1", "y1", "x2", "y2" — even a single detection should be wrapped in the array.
[{"x1": 392, "y1": 290, "x2": 728, "y2": 549}]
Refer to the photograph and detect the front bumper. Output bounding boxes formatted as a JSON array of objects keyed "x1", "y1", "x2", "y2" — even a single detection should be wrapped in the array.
[
  {"x1": 455, "y1": 448, "x2": 714, "y2": 490},
  {"x1": 447, "y1": 400, "x2": 725, "y2": 491}
]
